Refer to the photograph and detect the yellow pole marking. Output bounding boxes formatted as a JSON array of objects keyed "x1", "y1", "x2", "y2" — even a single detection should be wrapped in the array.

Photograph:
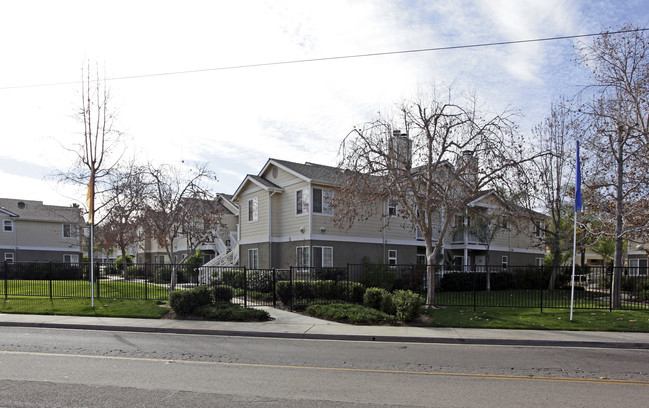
[{"x1": 1, "y1": 350, "x2": 648, "y2": 386}]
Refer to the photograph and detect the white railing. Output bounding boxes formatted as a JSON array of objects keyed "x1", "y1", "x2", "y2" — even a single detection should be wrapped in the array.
[{"x1": 197, "y1": 243, "x2": 239, "y2": 284}]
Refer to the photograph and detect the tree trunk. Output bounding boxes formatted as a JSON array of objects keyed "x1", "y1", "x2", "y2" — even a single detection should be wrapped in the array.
[
  {"x1": 548, "y1": 237, "x2": 561, "y2": 291},
  {"x1": 612, "y1": 129, "x2": 624, "y2": 309}
]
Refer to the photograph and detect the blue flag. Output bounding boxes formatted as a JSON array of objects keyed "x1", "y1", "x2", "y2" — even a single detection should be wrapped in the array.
[{"x1": 575, "y1": 141, "x2": 582, "y2": 212}]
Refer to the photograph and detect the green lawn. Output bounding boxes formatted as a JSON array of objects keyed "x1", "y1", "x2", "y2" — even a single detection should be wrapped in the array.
[
  {"x1": 0, "y1": 279, "x2": 169, "y2": 300},
  {"x1": 423, "y1": 306, "x2": 649, "y2": 332},
  {"x1": 435, "y1": 288, "x2": 612, "y2": 308},
  {"x1": 0, "y1": 297, "x2": 169, "y2": 318}
]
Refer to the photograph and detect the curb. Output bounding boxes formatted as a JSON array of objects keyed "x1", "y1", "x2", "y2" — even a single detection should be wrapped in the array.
[{"x1": 2, "y1": 321, "x2": 648, "y2": 350}]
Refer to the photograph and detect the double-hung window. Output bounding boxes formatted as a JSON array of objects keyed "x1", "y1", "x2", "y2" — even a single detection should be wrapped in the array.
[
  {"x1": 3, "y1": 220, "x2": 13, "y2": 232},
  {"x1": 297, "y1": 188, "x2": 332, "y2": 215},
  {"x1": 63, "y1": 254, "x2": 79, "y2": 264},
  {"x1": 629, "y1": 258, "x2": 648, "y2": 276},
  {"x1": 312, "y1": 188, "x2": 333, "y2": 215},
  {"x1": 248, "y1": 197, "x2": 258, "y2": 222},
  {"x1": 388, "y1": 199, "x2": 397, "y2": 217},
  {"x1": 63, "y1": 224, "x2": 77, "y2": 238},
  {"x1": 248, "y1": 248, "x2": 258, "y2": 269},
  {"x1": 296, "y1": 246, "x2": 310, "y2": 268},
  {"x1": 312, "y1": 246, "x2": 333, "y2": 268},
  {"x1": 388, "y1": 250, "x2": 397, "y2": 266},
  {"x1": 4, "y1": 252, "x2": 14, "y2": 262}
]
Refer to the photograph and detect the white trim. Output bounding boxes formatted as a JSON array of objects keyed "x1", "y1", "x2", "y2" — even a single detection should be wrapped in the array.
[{"x1": 264, "y1": 160, "x2": 311, "y2": 183}]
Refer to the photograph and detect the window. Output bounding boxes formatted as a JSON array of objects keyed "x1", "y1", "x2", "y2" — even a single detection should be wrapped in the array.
[
  {"x1": 388, "y1": 250, "x2": 397, "y2": 266},
  {"x1": 629, "y1": 259, "x2": 648, "y2": 276},
  {"x1": 296, "y1": 246, "x2": 310, "y2": 268},
  {"x1": 4, "y1": 252, "x2": 14, "y2": 262},
  {"x1": 248, "y1": 197, "x2": 258, "y2": 222},
  {"x1": 248, "y1": 248, "x2": 258, "y2": 269},
  {"x1": 534, "y1": 222, "x2": 544, "y2": 237},
  {"x1": 388, "y1": 199, "x2": 397, "y2": 217},
  {"x1": 312, "y1": 246, "x2": 333, "y2": 267},
  {"x1": 63, "y1": 254, "x2": 79, "y2": 264},
  {"x1": 297, "y1": 188, "x2": 332, "y2": 215},
  {"x1": 63, "y1": 224, "x2": 78, "y2": 238},
  {"x1": 416, "y1": 254, "x2": 427, "y2": 265},
  {"x1": 296, "y1": 189, "x2": 309, "y2": 215},
  {"x1": 312, "y1": 188, "x2": 333, "y2": 215},
  {"x1": 3, "y1": 220, "x2": 13, "y2": 232},
  {"x1": 535, "y1": 257, "x2": 545, "y2": 267},
  {"x1": 501, "y1": 256, "x2": 509, "y2": 267}
]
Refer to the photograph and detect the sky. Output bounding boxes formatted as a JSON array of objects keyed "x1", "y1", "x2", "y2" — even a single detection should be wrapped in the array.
[{"x1": 1, "y1": 0, "x2": 649, "y2": 209}]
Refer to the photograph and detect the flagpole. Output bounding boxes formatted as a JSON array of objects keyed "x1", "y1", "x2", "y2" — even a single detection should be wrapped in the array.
[{"x1": 570, "y1": 210, "x2": 577, "y2": 321}]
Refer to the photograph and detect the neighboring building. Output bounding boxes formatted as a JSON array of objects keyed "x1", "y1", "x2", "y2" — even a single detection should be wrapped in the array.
[
  {"x1": 231, "y1": 158, "x2": 546, "y2": 269},
  {"x1": 136, "y1": 194, "x2": 239, "y2": 265},
  {"x1": 0, "y1": 198, "x2": 84, "y2": 263}
]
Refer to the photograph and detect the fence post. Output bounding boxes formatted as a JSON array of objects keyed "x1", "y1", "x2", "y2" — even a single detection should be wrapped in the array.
[
  {"x1": 243, "y1": 266, "x2": 248, "y2": 308},
  {"x1": 144, "y1": 262, "x2": 149, "y2": 301},
  {"x1": 289, "y1": 266, "x2": 294, "y2": 312},
  {"x1": 4, "y1": 261, "x2": 8, "y2": 301},
  {"x1": 539, "y1": 265, "x2": 544, "y2": 314},
  {"x1": 272, "y1": 268, "x2": 277, "y2": 308},
  {"x1": 95, "y1": 261, "x2": 100, "y2": 299},
  {"x1": 49, "y1": 261, "x2": 53, "y2": 300},
  {"x1": 472, "y1": 266, "x2": 477, "y2": 312}
]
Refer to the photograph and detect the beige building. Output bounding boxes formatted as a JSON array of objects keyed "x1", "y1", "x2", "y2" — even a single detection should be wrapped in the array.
[
  {"x1": 0, "y1": 198, "x2": 84, "y2": 263},
  {"x1": 231, "y1": 159, "x2": 546, "y2": 269}
]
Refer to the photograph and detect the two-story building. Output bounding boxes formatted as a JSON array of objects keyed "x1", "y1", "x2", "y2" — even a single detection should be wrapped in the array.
[
  {"x1": 0, "y1": 198, "x2": 84, "y2": 263},
  {"x1": 231, "y1": 159, "x2": 546, "y2": 269}
]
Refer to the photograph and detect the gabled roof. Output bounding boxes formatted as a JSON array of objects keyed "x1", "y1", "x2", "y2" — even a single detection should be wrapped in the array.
[
  {"x1": 0, "y1": 198, "x2": 83, "y2": 223},
  {"x1": 216, "y1": 193, "x2": 239, "y2": 215},
  {"x1": 264, "y1": 158, "x2": 341, "y2": 186},
  {"x1": 232, "y1": 174, "x2": 285, "y2": 201},
  {"x1": 0, "y1": 207, "x2": 19, "y2": 217}
]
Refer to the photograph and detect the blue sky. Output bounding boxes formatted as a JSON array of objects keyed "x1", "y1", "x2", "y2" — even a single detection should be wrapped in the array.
[{"x1": 1, "y1": 0, "x2": 648, "y2": 207}]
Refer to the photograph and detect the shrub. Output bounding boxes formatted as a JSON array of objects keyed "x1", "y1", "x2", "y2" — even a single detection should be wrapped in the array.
[
  {"x1": 222, "y1": 270, "x2": 245, "y2": 288},
  {"x1": 169, "y1": 286, "x2": 213, "y2": 315},
  {"x1": 380, "y1": 291, "x2": 396, "y2": 315},
  {"x1": 275, "y1": 280, "x2": 366, "y2": 305},
  {"x1": 305, "y1": 303, "x2": 395, "y2": 324},
  {"x1": 392, "y1": 290, "x2": 424, "y2": 321},
  {"x1": 194, "y1": 303, "x2": 270, "y2": 321},
  {"x1": 364, "y1": 287, "x2": 387, "y2": 310},
  {"x1": 213, "y1": 285, "x2": 234, "y2": 302}
]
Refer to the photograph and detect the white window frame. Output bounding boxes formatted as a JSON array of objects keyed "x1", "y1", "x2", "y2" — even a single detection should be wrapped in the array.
[
  {"x1": 296, "y1": 189, "x2": 310, "y2": 216},
  {"x1": 535, "y1": 257, "x2": 545, "y2": 267},
  {"x1": 312, "y1": 246, "x2": 333, "y2": 268},
  {"x1": 629, "y1": 258, "x2": 648, "y2": 276},
  {"x1": 248, "y1": 197, "x2": 258, "y2": 222},
  {"x1": 63, "y1": 254, "x2": 79, "y2": 264},
  {"x1": 296, "y1": 246, "x2": 310, "y2": 268},
  {"x1": 62, "y1": 224, "x2": 78, "y2": 238},
  {"x1": 501, "y1": 255, "x2": 509, "y2": 267},
  {"x1": 4, "y1": 252, "x2": 14, "y2": 262},
  {"x1": 388, "y1": 198, "x2": 397, "y2": 217},
  {"x1": 248, "y1": 248, "x2": 258, "y2": 269},
  {"x1": 3, "y1": 220, "x2": 13, "y2": 232},
  {"x1": 388, "y1": 249, "x2": 398, "y2": 265},
  {"x1": 312, "y1": 188, "x2": 333, "y2": 215}
]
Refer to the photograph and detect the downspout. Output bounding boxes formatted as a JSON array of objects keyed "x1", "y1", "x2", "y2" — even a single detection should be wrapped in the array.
[
  {"x1": 13, "y1": 218, "x2": 18, "y2": 261},
  {"x1": 463, "y1": 208, "x2": 469, "y2": 269}
]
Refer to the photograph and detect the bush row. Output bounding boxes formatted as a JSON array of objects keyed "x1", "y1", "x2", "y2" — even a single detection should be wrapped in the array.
[
  {"x1": 437, "y1": 269, "x2": 575, "y2": 292},
  {"x1": 363, "y1": 287, "x2": 423, "y2": 321},
  {"x1": 169, "y1": 285, "x2": 233, "y2": 315},
  {"x1": 275, "y1": 280, "x2": 366, "y2": 305}
]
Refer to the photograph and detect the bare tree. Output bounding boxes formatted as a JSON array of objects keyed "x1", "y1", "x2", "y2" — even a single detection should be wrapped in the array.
[
  {"x1": 517, "y1": 99, "x2": 578, "y2": 290},
  {"x1": 140, "y1": 162, "x2": 219, "y2": 292},
  {"x1": 335, "y1": 89, "x2": 529, "y2": 306},
  {"x1": 55, "y1": 63, "x2": 122, "y2": 222},
  {"x1": 96, "y1": 161, "x2": 147, "y2": 278},
  {"x1": 577, "y1": 26, "x2": 649, "y2": 307}
]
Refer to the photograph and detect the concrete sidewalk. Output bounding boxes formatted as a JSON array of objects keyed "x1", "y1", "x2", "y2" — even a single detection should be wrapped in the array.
[{"x1": 1, "y1": 307, "x2": 648, "y2": 349}]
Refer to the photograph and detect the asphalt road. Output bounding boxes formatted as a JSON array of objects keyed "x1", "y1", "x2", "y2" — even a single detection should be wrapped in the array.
[{"x1": 0, "y1": 327, "x2": 648, "y2": 407}]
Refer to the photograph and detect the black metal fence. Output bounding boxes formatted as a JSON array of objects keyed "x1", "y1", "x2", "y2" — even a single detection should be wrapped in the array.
[{"x1": 2, "y1": 261, "x2": 648, "y2": 311}]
